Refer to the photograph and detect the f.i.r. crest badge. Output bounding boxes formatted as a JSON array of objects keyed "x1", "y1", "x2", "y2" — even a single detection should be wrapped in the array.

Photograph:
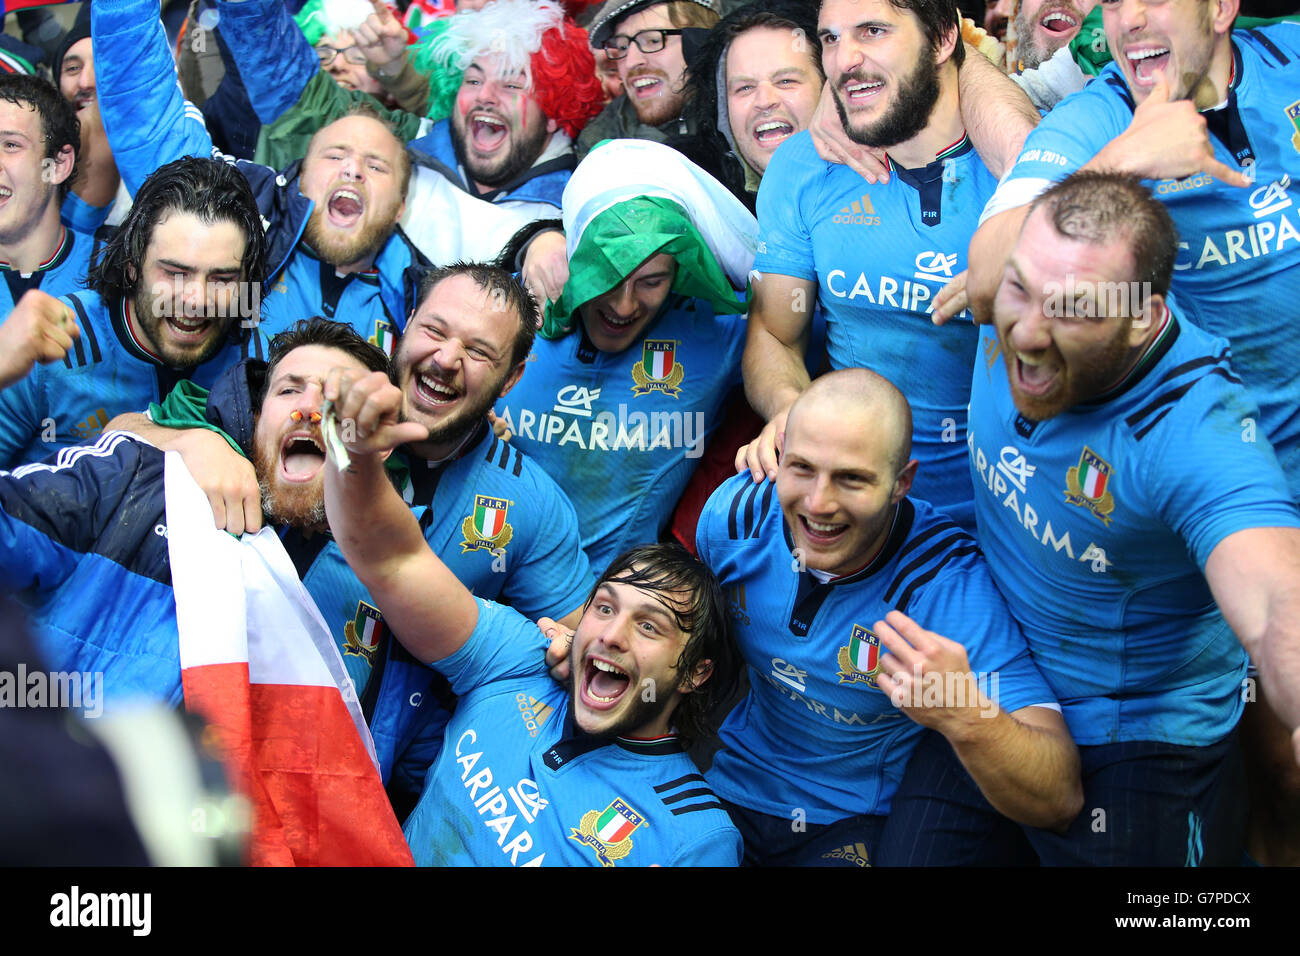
[
  {"x1": 569, "y1": 798, "x2": 646, "y2": 866},
  {"x1": 837, "y1": 624, "x2": 881, "y2": 687},
  {"x1": 343, "y1": 601, "x2": 386, "y2": 663},
  {"x1": 1064, "y1": 446, "x2": 1116, "y2": 525},
  {"x1": 630, "y1": 340, "x2": 684, "y2": 397},
  {"x1": 460, "y1": 494, "x2": 513, "y2": 554},
  {"x1": 1287, "y1": 100, "x2": 1300, "y2": 155},
  {"x1": 369, "y1": 319, "x2": 397, "y2": 357}
]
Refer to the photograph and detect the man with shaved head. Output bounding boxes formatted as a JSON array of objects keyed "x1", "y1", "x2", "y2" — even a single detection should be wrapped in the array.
[{"x1": 694, "y1": 368, "x2": 1081, "y2": 866}]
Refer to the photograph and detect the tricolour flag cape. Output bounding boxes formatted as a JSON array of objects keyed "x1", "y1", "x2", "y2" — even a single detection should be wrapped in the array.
[{"x1": 165, "y1": 452, "x2": 413, "y2": 867}]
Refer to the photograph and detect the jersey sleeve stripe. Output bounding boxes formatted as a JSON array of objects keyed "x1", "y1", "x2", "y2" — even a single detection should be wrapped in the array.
[
  {"x1": 754, "y1": 482, "x2": 776, "y2": 538},
  {"x1": 1132, "y1": 407, "x2": 1174, "y2": 443},
  {"x1": 1154, "y1": 349, "x2": 1231, "y2": 386},
  {"x1": 742, "y1": 480, "x2": 765, "y2": 539},
  {"x1": 726, "y1": 481, "x2": 747, "y2": 539},
  {"x1": 512, "y1": 447, "x2": 523, "y2": 477},
  {"x1": 1126, "y1": 366, "x2": 1243, "y2": 436},
  {"x1": 654, "y1": 772, "x2": 707, "y2": 791},
  {"x1": 659, "y1": 787, "x2": 719, "y2": 805},
  {"x1": 67, "y1": 295, "x2": 96, "y2": 368},
  {"x1": 71, "y1": 297, "x2": 102, "y2": 364},
  {"x1": 484, "y1": 435, "x2": 499, "y2": 465},
  {"x1": 886, "y1": 531, "x2": 971, "y2": 603},
  {"x1": 891, "y1": 543, "x2": 982, "y2": 614},
  {"x1": 668, "y1": 801, "x2": 728, "y2": 816},
  {"x1": 1244, "y1": 28, "x2": 1289, "y2": 66},
  {"x1": 897, "y1": 520, "x2": 964, "y2": 560}
]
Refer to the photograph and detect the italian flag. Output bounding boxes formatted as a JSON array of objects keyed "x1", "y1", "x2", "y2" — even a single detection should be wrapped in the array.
[
  {"x1": 643, "y1": 345, "x2": 674, "y2": 380},
  {"x1": 848, "y1": 631, "x2": 877, "y2": 673},
  {"x1": 166, "y1": 454, "x2": 412, "y2": 867},
  {"x1": 1079, "y1": 457, "x2": 1108, "y2": 499},
  {"x1": 474, "y1": 498, "x2": 507, "y2": 538},
  {"x1": 596, "y1": 806, "x2": 638, "y2": 844}
]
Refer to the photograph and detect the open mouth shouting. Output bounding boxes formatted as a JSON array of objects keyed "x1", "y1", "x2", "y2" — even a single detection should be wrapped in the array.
[
  {"x1": 279, "y1": 430, "x2": 326, "y2": 483},
  {"x1": 580, "y1": 655, "x2": 633, "y2": 711},
  {"x1": 161, "y1": 312, "x2": 217, "y2": 345},
  {"x1": 753, "y1": 118, "x2": 796, "y2": 150},
  {"x1": 1038, "y1": 8, "x2": 1079, "y2": 39},
  {"x1": 469, "y1": 111, "x2": 509, "y2": 153},
  {"x1": 1011, "y1": 351, "x2": 1061, "y2": 399},
  {"x1": 1124, "y1": 44, "x2": 1172, "y2": 87},
  {"x1": 326, "y1": 186, "x2": 366, "y2": 229}
]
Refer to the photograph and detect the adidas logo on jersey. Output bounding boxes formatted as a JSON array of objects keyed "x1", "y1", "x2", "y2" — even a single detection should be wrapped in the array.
[
  {"x1": 831, "y1": 195, "x2": 880, "y2": 226},
  {"x1": 72, "y1": 408, "x2": 110, "y2": 442},
  {"x1": 516, "y1": 692, "x2": 554, "y2": 737}
]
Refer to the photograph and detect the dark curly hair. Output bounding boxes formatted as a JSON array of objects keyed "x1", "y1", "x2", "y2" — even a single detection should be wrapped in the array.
[
  {"x1": 0, "y1": 73, "x2": 81, "y2": 201},
  {"x1": 588, "y1": 542, "x2": 740, "y2": 744},
  {"x1": 87, "y1": 156, "x2": 267, "y2": 305}
]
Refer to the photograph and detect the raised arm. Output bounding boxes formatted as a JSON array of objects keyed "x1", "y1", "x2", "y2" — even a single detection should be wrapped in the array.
[
  {"x1": 738, "y1": 272, "x2": 817, "y2": 481},
  {"x1": 1206, "y1": 526, "x2": 1300, "y2": 764},
  {"x1": 92, "y1": 0, "x2": 217, "y2": 195},
  {"x1": 215, "y1": 0, "x2": 323, "y2": 126},
  {"x1": 322, "y1": 367, "x2": 477, "y2": 664},
  {"x1": 957, "y1": 41, "x2": 1039, "y2": 179}
]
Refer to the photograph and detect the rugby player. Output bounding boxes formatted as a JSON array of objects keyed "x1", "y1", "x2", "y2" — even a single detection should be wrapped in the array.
[
  {"x1": 905, "y1": 170, "x2": 1300, "y2": 864},
  {"x1": 323, "y1": 367, "x2": 744, "y2": 866},
  {"x1": 699, "y1": 369, "x2": 1080, "y2": 866},
  {"x1": 0, "y1": 156, "x2": 266, "y2": 468},
  {"x1": 741, "y1": 0, "x2": 996, "y2": 533}
]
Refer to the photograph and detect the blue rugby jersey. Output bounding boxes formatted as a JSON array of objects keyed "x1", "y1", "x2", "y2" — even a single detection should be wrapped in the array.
[
  {"x1": 982, "y1": 25, "x2": 1300, "y2": 496},
  {"x1": 0, "y1": 226, "x2": 94, "y2": 316},
  {"x1": 402, "y1": 598, "x2": 743, "y2": 866},
  {"x1": 495, "y1": 294, "x2": 745, "y2": 571},
  {"x1": 697, "y1": 473, "x2": 1055, "y2": 825},
  {"x1": 0, "y1": 291, "x2": 265, "y2": 468},
  {"x1": 967, "y1": 315, "x2": 1300, "y2": 747},
  {"x1": 258, "y1": 246, "x2": 403, "y2": 353},
  {"x1": 753, "y1": 130, "x2": 1000, "y2": 533}
]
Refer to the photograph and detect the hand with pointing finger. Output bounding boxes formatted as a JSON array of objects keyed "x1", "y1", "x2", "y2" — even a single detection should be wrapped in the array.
[{"x1": 354, "y1": 0, "x2": 409, "y2": 76}]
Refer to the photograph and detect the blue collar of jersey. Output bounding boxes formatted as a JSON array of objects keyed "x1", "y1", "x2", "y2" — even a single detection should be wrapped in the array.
[{"x1": 780, "y1": 498, "x2": 917, "y2": 587}]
